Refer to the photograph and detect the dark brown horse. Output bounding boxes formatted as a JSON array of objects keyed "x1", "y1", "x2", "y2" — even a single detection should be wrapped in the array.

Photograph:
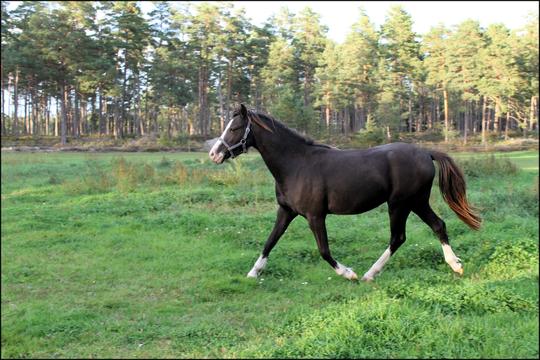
[{"x1": 209, "y1": 104, "x2": 481, "y2": 281}]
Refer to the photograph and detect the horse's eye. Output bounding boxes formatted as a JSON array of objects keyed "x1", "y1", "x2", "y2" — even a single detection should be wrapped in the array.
[{"x1": 230, "y1": 126, "x2": 241, "y2": 132}]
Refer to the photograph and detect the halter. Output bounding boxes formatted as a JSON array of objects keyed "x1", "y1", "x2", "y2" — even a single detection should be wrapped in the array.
[{"x1": 219, "y1": 119, "x2": 252, "y2": 159}]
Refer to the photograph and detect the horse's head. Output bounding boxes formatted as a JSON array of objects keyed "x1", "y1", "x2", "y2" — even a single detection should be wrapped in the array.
[{"x1": 209, "y1": 104, "x2": 256, "y2": 164}]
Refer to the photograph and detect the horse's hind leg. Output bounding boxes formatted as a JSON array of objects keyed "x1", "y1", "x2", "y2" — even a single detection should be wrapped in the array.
[
  {"x1": 307, "y1": 214, "x2": 358, "y2": 281},
  {"x1": 362, "y1": 204, "x2": 411, "y2": 281},
  {"x1": 413, "y1": 203, "x2": 463, "y2": 275}
]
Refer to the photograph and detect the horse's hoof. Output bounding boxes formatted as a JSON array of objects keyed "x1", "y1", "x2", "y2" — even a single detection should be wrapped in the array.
[
  {"x1": 449, "y1": 261, "x2": 464, "y2": 276},
  {"x1": 246, "y1": 271, "x2": 258, "y2": 278},
  {"x1": 361, "y1": 275, "x2": 374, "y2": 282},
  {"x1": 349, "y1": 272, "x2": 358, "y2": 281}
]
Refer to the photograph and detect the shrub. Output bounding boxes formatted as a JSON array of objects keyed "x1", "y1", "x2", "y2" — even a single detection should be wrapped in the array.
[
  {"x1": 208, "y1": 159, "x2": 248, "y2": 186},
  {"x1": 482, "y1": 238, "x2": 538, "y2": 280},
  {"x1": 170, "y1": 161, "x2": 188, "y2": 185},
  {"x1": 157, "y1": 156, "x2": 172, "y2": 168},
  {"x1": 386, "y1": 281, "x2": 537, "y2": 315},
  {"x1": 62, "y1": 160, "x2": 113, "y2": 194},
  {"x1": 457, "y1": 155, "x2": 518, "y2": 178},
  {"x1": 111, "y1": 157, "x2": 139, "y2": 193}
]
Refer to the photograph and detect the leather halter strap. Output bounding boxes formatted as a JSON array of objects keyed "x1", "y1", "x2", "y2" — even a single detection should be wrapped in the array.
[{"x1": 219, "y1": 119, "x2": 252, "y2": 158}]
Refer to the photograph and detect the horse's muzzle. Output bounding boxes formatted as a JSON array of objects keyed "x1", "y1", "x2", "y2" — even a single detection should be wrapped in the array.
[{"x1": 209, "y1": 145, "x2": 225, "y2": 164}]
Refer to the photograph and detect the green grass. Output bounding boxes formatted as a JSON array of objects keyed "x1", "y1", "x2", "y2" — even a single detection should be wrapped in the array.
[{"x1": 1, "y1": 150, "x2": 538, "y2": 358}]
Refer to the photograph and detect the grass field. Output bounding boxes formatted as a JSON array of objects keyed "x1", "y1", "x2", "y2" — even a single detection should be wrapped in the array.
[{"x1": 1, "y1": 149, "x2": 538, "y2": 358}]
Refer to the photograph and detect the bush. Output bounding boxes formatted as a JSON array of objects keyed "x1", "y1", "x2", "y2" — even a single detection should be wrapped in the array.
[
  {"x1": 482, "y1": 238, "x2": 538, "y2": 280},
  {"x1": 157, "y1": 156, "x2": 172, "y2": 168},
  {"x1": 386, "y1": 281, "x2": 537, "y2": 314},
  {"x1": 457, "y1": 155, "x2": 518, "y2": 178},
  {"x1": 111, "y1": 157, "x2": 140, "y2": 193},
  {"x1": 350, "y1": 128, "x2": 386, "y2": 147},
  {"x1": 62, "y1": 160, "x2": 114, "y2": 194}
]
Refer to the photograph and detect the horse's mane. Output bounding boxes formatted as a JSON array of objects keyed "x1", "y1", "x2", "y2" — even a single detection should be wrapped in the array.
[{"x1": 233, "y1": 108, "x2": 333, "y2": 149}]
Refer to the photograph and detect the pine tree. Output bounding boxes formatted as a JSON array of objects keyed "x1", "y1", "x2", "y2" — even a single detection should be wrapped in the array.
[
  {"x1": 339, "y1": 8, "x2": 380, "y2": 132},
  {"x1": 423, "y1": 24, "x2": 452, "y2": 141},
  {"x1": 379, "y1": 5, "x2": 422, "y2": 133},
  {"x1": 445, "y1": 21, "x2": 484, "y2": 143}
]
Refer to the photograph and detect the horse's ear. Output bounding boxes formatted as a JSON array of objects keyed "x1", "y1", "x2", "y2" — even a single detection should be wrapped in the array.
[{"x1": 240, "y1": 103, "x2": 248, "y2": 118}]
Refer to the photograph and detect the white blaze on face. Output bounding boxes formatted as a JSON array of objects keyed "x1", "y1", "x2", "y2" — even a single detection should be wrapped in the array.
[
  {"x1": 209, "y1": 118, "x2": 235, "y2": 164},
  {"x1": 362, "y1": 247, "x2": 392, "y2": 281}
]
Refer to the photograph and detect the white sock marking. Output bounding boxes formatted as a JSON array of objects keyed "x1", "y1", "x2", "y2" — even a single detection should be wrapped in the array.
[
  {"x1": 247, "y1": 255, "x2": 267, "y2": 278},
  {"x1": 335, "y1": 262, "x2": 358, "y2": 280},
  {"x1": 362, "y1": 248, "x2": 392, "y2": 281},
  {"x1": 442, "y1": 243, "x2": 463, "y2": 274}
]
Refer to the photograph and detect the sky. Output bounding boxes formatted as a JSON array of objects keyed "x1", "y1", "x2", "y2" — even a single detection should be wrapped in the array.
[
  {"x1": 5, "y1": 1, "x2": 538, "y2": 43},
  {"x1": 225, "y1": 1, "x2": 539, "y2": 42}
]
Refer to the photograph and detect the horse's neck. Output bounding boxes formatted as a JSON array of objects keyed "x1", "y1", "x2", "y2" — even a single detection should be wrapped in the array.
[{"x1": 253, "y1": 123, "x2": 311, "y2": 184}]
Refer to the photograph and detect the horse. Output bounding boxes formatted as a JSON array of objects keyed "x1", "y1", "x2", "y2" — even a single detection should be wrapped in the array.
[{"x1": 209, "y1": 104, "x2": 481, "y2": 281}]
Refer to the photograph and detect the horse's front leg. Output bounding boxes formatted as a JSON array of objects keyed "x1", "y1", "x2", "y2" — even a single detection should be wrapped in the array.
[
  {"x1": 307, "y1": 214, "x2": 358, "y2": 281},
  {"x1": 247, "y1": 205, "x2": 297, "y2": 278}
]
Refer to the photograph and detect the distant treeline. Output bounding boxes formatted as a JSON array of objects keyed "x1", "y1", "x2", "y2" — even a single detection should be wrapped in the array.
[{"x1": 1, "y1": 1, "x2": 538, "y2": 144}]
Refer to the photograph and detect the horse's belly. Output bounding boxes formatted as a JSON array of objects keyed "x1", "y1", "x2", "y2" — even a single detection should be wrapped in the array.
[{"x1": 327, "y1": 183, "x2": 388, "y2": 215}]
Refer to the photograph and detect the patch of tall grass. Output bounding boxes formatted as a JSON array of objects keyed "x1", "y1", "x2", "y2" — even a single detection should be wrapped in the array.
[
  {"x1": 60, "y1": 156, "x2": 271, "y2": 195},
  {"x1": 457, "y1": 155, "x2": 518, "y2": 178}
]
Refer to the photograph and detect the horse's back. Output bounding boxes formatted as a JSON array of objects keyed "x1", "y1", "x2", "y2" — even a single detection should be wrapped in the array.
[{"x1": 321, "y1": 143, "x2": 435, "y2": 213}]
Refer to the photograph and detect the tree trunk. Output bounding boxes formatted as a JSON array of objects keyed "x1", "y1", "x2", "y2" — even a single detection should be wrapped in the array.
[
  {"x1": 73, "y1": 90, "x2": 80, "y2": 137},
  {"x1": 60, "y1": 82, "x2": 68, "y2": 145},
  {"x1": 408, "y1": 96, "x2": 413, "y2": 133},
  {"x1": 494, "y1": 97, "x2": 500, "y2": 134},
  {"x1": 55, "y1": 95, "x2": 59, "y2": 137},
  {"x1": 153, "y1": 103, "x2": 159, "y2": 134},
  {"x1": 0, "y1": 65, "x2": 4, "y2": 135},
  {"x1": 45, "y1": 96, "x2": 50, "y2": 136},
  {"x1": 325, "y1": 92, "x2": 331, "y2": 132},
  {"x1": 114, "y1": 98, "x2": 122, "y2": 139},
  {"x1": 198, "y1": 66, "x2": 205, "y2": 135},
  {"x1": 133, "y1": 69, "x2": 140, "y2": 137},
  {"x1": 504, "y1": 110, "x2": 510, "y2": 140},
  {"x1": 13, "y1": 68, "x2": 19, "y2": 136},
  {"x1": 481, "y1": 96, "x2": 487, "y2": 146},
  {"x1": 90, "y1": 95, "x2": 96, "y2": 133},
  {"x1": 463, "y1": 100, "x2": 469, "y2": 145},
  {"x1": 218, "y1": 67, "x2": 224, "y2": 132},
  {"x1": 121, "y1": 60, "x2": 128, "y2": 138},
  {"x1": 443, "y1": 88, "x2": 449, "y2": 142},
  {"x1": 24, "y1": 93, "x2": 28, "y2": 135},
  {"x1": 303, "y1": 67, "x2": 310, "y2": 107},
  {"x1": 225, "y1": 60, "x2": 233, "y2": 126},
  {"x1": 66, "y1": 88, "x2": 72, "y2": 137},
  {"x1": 143, "y1": 92, "x2": 149, "y2": 135},
  {"x1": 416, "y1": 93, "x2": 422, "y2": 133},
  {"x1": 435, "y1": 94, "x2": 440, "y2": 130},
  {"x1": 6, "y1": 74, "x2": 11, "y2": 135},
  {"x1": 31, "y1": 81, "x2": 38, "y2": 136},
  {"x1": 81, "y1": 99, "x2": 87, "y2": 135},
  {"x1": 98, "y1": 89, "x2": 104, "y2": 135},
  {"x1": 529, "y1": 96, "x2": 537, "y2": 134},
  {"x1": 104, "y1": 97, "x2": 109, "y2": 135}
]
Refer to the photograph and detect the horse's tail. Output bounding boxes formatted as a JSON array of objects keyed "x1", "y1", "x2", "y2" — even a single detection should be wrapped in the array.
[{"x1": 430, "y1": 150, "x2": 481, "y2": 230}]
